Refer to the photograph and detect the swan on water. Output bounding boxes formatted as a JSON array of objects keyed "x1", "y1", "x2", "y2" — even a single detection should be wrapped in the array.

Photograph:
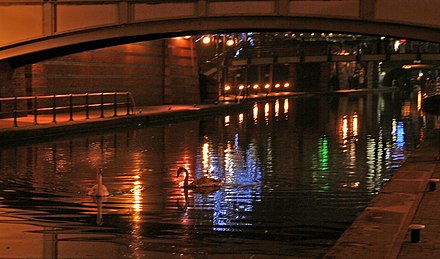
[
  {"x1": 88, "y1": 168, "x2": 110, "y2": 197},
  {"x1": 176, "y1": 167, "x2": 221, "y2": 188}
]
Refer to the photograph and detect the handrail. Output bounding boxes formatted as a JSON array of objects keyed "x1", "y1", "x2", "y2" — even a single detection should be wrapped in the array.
[{"x1": 0, "y1": 92, "x2": 136, "y2": 127}]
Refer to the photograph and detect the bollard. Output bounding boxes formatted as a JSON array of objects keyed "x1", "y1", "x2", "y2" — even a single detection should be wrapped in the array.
[
  {"x1": 69, "y1": 94, "x2": 73, "y2": 121},
  {"x1": 13, "y1": 96, "x2": 17, "y2": 127},
  {"x1": 113, "y1": 92, "x2": 117, "y2": 117},
  {"x1": 33, "y1": 96, "x2": 38, "y2": 125},
  {"x1": 126, "y1": 92, "x2": 130, "y2": 116},
  {"x1": 428, "y1": 179, "x2": 440, "y2": 192},
  {"x1": 409, "y1": 224, "x2": 425, "y2": 243},
  {"x1": 85, "y1": 93, "x2": 89, "y2": 119},
  {"x1": 52, "y1": 95, "x2": 57, "y2": 123}
]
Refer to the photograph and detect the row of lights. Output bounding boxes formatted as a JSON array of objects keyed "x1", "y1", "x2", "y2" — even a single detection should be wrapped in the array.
[
  {"x1": 224, "y1": 82, "x2": 291, "y2": 92},
  {"x1": 202, "y1": 35, "x2": 236, "y2": 47}
]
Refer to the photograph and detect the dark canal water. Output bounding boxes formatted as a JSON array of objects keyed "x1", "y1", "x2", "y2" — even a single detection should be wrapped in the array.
[{"x1": 0, "y1": 92, "x2": 425, "y2": 258}]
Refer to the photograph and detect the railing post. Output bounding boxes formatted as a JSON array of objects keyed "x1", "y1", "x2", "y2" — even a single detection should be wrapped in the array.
[
  {"x1": 113, "y1": 92, "x2": 117, "y2": 117},
  {"x1": 69, "y1": 94, "x2": 73, "y2": 121},
  {"x1": 13, "y1": 96, "x2": 18, "y2": 127},
  {"x1": 52, "y1": 94, "x2": 56, "y2": 123},
  {"x1": 33, "y1": 96, "x2": 38, "y2": 125},
  {"x1": 126, "y1": 92, "x2": 130, "y2": 116},
  {"x1": 100, "y1": 93, "x2": 104, "y2": 118},
  {"x1": 85, "y1": 93, "x2": 89, "y2": 119}
]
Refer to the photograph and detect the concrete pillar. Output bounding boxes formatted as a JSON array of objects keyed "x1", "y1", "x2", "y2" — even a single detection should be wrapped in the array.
[
  {"x1": 42, "y1": 1, "x2": 55, "y2": 35},
  {"x1": 162, "y1": 40, "x2": 172, "y2": 104},
  {"x1": 287, "y1": 64, "x2": 298, "y2": 91},
  {"x1": 164, "y1": 38, "x2": 200, "y2": 104},
  {"x1": 367, "y1": 61, "x2": 379, "y2": 88},
  {"x1": 197, "y1": 0, "x2": 208, "y2": 16},
  {"x1": 359, "y1": 0, "x2": 376, "y2": 20},
  {"x1": 118, "y1": 1, "x2": 132, "y2": 24},
  {"x1": 0, "y1": 61, "x2": 14, "y2": 96},
  {"x1": 319, "y1": 63, "x2": 330, "y2": 92},
  {"x1": 0, "y1": 62, "x2": 28, "y2": 117},
  {"x1": 277, "y1": 0, "x2": 290, "y2": 16}
]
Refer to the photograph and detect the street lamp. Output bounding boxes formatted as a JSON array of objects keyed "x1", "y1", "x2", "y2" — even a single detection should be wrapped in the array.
[
  {"x1": 202, "y1": 36, "x2": 211, "y2": 44},
  {"x1": 224, "y1": 85, "x2": 231, "y2": 98},
  {"x1": 264, "y1": 83, "x2": 270, "y2": 96}
]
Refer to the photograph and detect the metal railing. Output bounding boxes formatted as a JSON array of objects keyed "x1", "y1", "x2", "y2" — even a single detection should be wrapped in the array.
[{"x1": 0, "y1": 92, "x2": 135, "y2": 127}]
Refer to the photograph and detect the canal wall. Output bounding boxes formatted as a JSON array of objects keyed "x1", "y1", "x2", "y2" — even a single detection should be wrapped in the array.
[
  {"x1": 0, "y1": 38, "x2": 200, "y2": 106},
  {"x1": 325, "y1": 125, "x2": 440, "y2": 258}
]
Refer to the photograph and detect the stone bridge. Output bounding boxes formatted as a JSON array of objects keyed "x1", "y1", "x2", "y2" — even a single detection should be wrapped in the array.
[{"x1": 2, "y1": 0, "x2": 440, "y2": 66}]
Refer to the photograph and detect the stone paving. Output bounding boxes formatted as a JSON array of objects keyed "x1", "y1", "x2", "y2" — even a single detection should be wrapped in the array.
[
  {"x1": 325, "y1": 128, "x2": 440, "y2": 259},
  {"x1": 398, "y1": 148, "x2": 440, "y2": 259}
]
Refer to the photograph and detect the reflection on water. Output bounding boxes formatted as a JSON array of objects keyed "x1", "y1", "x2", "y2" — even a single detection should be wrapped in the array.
[{"x1": 0, "y1": 92, "x2": 426, "y2": 258}]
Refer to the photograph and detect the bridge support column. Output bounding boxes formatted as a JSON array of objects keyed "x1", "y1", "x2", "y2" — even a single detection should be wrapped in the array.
[
  {"x1": 0, "y1": 62, "x2": 28, "y2": 117},
  {"x1": 163, "y1": 40, "x2": 172, "y2": 104},
  {"x1": 0, "y1": 61, "x2": 24, "y2": 97},
  {"x1": 163, "y1": 38, "x2": 200, "y2": 104},
  {"x1": 319, "y1": 63, "x2": 330, "y2": 92},
  {"x1": 367, "y1": 61, "x2": 379, "y2": 88},
  {"x1": 287, "y1": 64, "x2": 298, "y2": 91}
]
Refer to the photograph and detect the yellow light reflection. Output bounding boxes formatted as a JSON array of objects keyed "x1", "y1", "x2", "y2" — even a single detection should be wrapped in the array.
[
  {"x1": 253, "y1": 103, "x2": 258, "y2": 123},
  {"x1": 264, "y1": 103, "x2": 270, "y2": 117},
  {"x1": 131, "y1": 178, "x2": 143, "y2": 213},
  {"x1": 264, "y1": 103, "x2": 270, "y2": 124},
  {"x1": 352, "y1": 114, "x2": 358, "y2": 137},
  {"x1": 283, "y1": 99, "x2": 289, "y2": 114},
  {"x1": 202, "y1": 142, "x2": 210, "y2": 171},
  {"x1": 351, "y1": 181, "x2": 360, "y2": 188},
  {"x1": 224, "y1": 142, "x2": 233, "y2": 179},
  {"x1": 401, "y1": 101, "x2": 410, "y2": 117},
  {"x1": 224, "y1": 115, "x2": 230, "y2": 126},
  {"x1": 342, "y1": 115, "x2": 348, "y2": 141},
  {"x1": 275, "y1": 99, "x2": 280, "y2": 117},
  {"x1": 417, "y1": 90, "x2": 422, "y2": 111},
  {"x1": 238, "y1": 113, "x2": 244, "y2": 124}
]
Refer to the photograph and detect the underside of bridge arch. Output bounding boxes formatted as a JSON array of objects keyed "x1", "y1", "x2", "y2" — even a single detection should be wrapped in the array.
[
  {"x1": 2, "y1": 16, "x2": 440, "y2": 109},
  {"x1": 3, "y1": 16, "x2": 440, "y2": 67}
]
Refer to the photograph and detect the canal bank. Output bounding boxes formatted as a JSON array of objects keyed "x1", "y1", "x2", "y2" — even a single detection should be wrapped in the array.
[
  {"x1": 325, "y1": 127, "x2": 440, "y2": 258},
  {"x1": 0, "y1": 92, "x2": 309, "y2": 144},
  {"x1": 0, "y1": 88, "x2": 397, "y2": 144}
]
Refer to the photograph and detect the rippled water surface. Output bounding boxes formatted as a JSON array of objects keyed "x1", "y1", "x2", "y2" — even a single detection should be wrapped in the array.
[{"x1": 0, "y1": 92, "x2": 425, "y2": 258}]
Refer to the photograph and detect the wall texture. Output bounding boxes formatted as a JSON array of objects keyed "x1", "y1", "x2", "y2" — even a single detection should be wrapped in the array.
[{"x1": 0, "y1": 38, "x2": 200, "y2": 107}]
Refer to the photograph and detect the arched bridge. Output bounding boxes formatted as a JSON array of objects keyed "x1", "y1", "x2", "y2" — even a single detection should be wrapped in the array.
[{"x1": 2, "y1": 0, "x2": 440, "y2": 66}]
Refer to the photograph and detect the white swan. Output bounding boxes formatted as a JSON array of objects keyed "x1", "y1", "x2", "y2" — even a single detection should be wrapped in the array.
[
  {"x1": 177, "y1": 167, "x2": 221, "y2": 188},
  {"x1": 88, "y1": 168, "x2": 110, "y2": 197}
]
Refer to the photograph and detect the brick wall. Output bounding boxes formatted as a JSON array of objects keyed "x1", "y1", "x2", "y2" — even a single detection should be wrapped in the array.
[{"x1": 0, "y1": 38, "x2": 200, "y2": 108}]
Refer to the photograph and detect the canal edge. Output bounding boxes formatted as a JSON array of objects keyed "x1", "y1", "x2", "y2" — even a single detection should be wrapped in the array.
[{"x1": 324, "y1": 129, "x2": 439, "y2": 259}]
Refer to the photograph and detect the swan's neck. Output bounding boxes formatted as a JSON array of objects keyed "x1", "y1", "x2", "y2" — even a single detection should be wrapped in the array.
[
  {"x1": 97, "y1": 173, "x2": 103, "y2": 193},
  {"x1": 183, "y1": 171, "x2": 189, "y2": 187}
]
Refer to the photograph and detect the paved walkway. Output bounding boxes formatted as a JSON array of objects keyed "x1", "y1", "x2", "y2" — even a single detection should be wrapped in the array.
[
  {"x1": 325, "y1": 127, "x2": 440, "y2": 259},
  {"x1": 398, "y1": 133, "x2": 440, "y2": 259}
]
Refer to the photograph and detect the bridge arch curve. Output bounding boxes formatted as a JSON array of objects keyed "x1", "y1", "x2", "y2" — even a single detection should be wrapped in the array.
[{"x1": 3, "y1": 0, "x2": 440, "y2": 66}]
